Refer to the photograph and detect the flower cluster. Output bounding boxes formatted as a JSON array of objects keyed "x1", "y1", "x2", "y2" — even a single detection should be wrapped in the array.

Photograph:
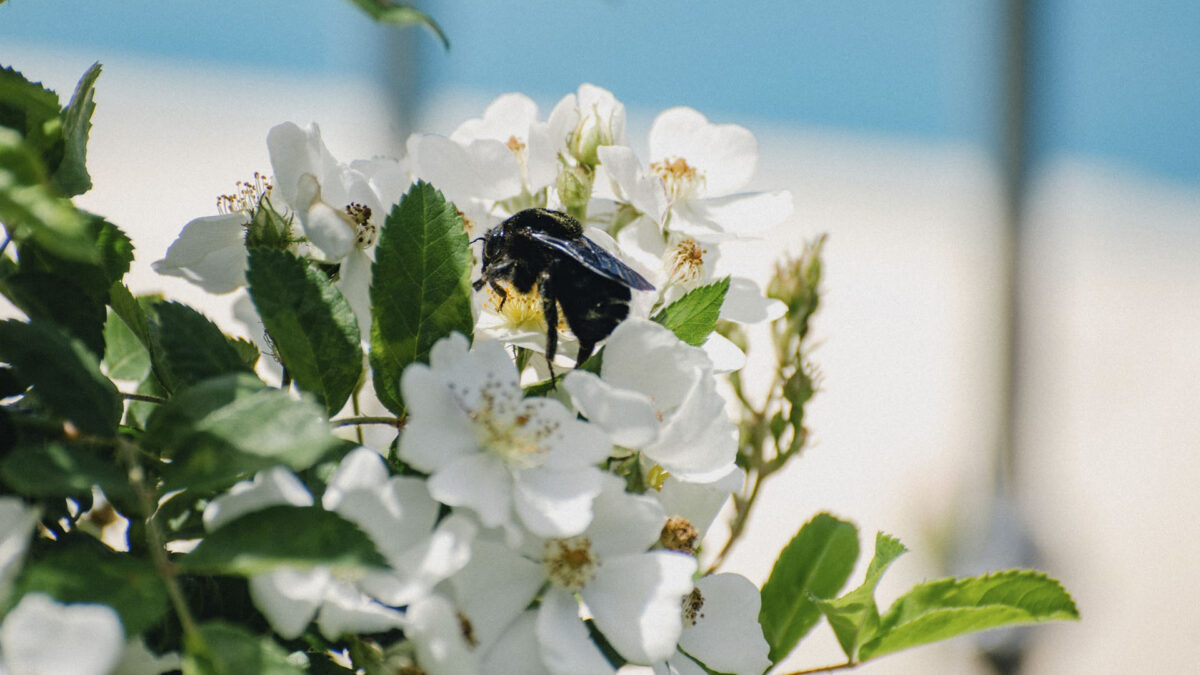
[{"x1": 149, "y1": 84, "x2": 787, "y2": 674}]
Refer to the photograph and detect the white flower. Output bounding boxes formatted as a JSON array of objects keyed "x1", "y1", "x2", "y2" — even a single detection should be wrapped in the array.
[
  {"x1": 268, "y1": 122, "x2": 405, "y2": 340},
  {"x1": 0, "y1": 498, "x2": 36, "y2": 600},
  {"x1": 655, "y1": 574, "x2": 771, "y2": 675},
  {"x1": 551, "y1": 83, "x2": 627, "y2": 167},
  {"x1": 399, "y1": 334, "x2": 611, "y2": 543},
  {"x1": 564, "y1": 319, "x2": 738, "y2": 482},
  {"x1": 202, "y1": 450, "x2": 473, "y2": 641},
  {"x1": 451, "y1": 476, "x2": 698, "y2": 673},
  {"x1": 598, "y1": 108, "x2": 792, "y2": 241},
  {"x1": 410, "y1": 93, "x2": 561, "y2": 207},
  {"x1": 152, "y1": 213, "x2": 250, "y2": 294},
  {"x1": 400, "y1": 594, "x2": 481, "y2": 675},
  {"x1": 0, "y1": 593, "x2": 124, "y2": 675}
]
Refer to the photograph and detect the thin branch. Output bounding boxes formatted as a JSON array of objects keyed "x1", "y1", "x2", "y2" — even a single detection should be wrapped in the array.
[
  {"x1": 332, "y1": 415, "x2": 404, "y2": 429},
  {"x1": 782, "y1": 661, "x2": 857, "y2": 675}
]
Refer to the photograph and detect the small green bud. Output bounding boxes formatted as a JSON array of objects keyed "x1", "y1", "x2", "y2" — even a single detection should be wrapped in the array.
[{"x1": 556, "y1": 164, "x2": 593, "y2": 221}]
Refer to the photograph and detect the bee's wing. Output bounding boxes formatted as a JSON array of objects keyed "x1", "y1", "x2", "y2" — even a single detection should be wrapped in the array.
[{"x1": 525, "y1": 229, "x2": 655, "y2": 291}]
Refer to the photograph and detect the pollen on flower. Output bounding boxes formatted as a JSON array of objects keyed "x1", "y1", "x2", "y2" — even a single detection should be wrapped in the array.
[
  {"x1": 651, "y1": 156, "x2": 705, "y2": 201},
  {"x1": 646, "y1": 464, "x2": 671, "y2": 491},
  {"x1": 660, "y1": 516, "x2": 699, "y2": 555},
  {"x1": 457, "y1": 611, "x2": 478, "y2": 648},
  {"x1": 666, "y1": 237, "x2": 707, "y2": 285},
  {"x1": 346, "y1": 203, "x2": 377, "y2": 248},
  {"x1": 544, "y1": 536, "x2": 598, "y2": 591},
  {"x1": 462, "y1": 371, "x2": 560, "y2": 468},
  {"x1": 484, "y1": 282, "x2": 570, "y2": 333},
  {"x1": 682, "y1": 587, "x2": 705, "y2": 626},
  {"x1": 216, "y1": 172, "x2": 273, "y2": 216},
  {"x1": 506, "y1": 135, "x2": 527, "y2": 155}
]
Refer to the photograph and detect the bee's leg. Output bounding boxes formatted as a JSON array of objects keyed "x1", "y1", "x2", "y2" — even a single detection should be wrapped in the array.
[
  {"x1": 488, "y1": 279, "x2": 509, "y2": 310},
  {"x1": 538, "y1": 269, "x2": 558, "y2": 382},
  {"x1": 576, "y1": 340, "x2": 595, "y2": 367}
]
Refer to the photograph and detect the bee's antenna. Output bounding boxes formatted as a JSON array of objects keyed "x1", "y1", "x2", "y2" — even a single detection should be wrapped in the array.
[{"x1": 470, "y1": 237, "x2": 485, "y2": 246}]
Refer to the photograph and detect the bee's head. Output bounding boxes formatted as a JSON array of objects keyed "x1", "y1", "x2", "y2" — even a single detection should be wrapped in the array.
[{"x1": 476, "y1": 223, "x2": 508, "y2": 263}]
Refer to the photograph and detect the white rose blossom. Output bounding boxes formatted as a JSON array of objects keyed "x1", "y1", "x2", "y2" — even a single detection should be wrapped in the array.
[
  {"x1": 398, "y1": 333, "x2": 612, "y2": 544},
  {"x1": 655, "y1": 574, "x2": 772, "y2": 675},
  {"x1": 0, "y1": 593, "x2": 124, "y2": 675},
  {"x1": 202, "y1": 450, "x2": 474, "y2": 641},
  {"x1": 564, "y1": 318, "x2": 738, "y2": 483},
  {"x1": 450, "y1": 476, "x2": 698, "y2": 673}
]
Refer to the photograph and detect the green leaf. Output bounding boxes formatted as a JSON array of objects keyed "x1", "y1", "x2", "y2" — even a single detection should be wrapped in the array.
[
  {"x1": 810, "y1": 531, "x2": 908, "y2": 662},
  {"x1": 145, "y1": 373, "x2": 341, "y2": 492},
  {"x1": 51, "y1": 62, "x2": 101, "y2": 197},
  {"x1": 246, "y1": 248, "x2": 362, "y2": 415},
  {"x1": 0, "y1": 319, "x2": 120, "y2": 436},
  {"x1": 343, "y1": 0, "x2": 450, "y2": 48},
  {"x1": 858, "y1": 571, "x2": 1079, "y2": 661},
  {"x1": 0, "y1": 126, "x2": 96, "y2": 263},
  {"x1": 102, "y1": 307, "x2": 151, "y2": 380},
  {"x1": 759, "y1": 512, "x2": 860, "y2": 664},
  {"x1": 146, "y1": 301, "x2": 254, "y2": 392},
  {"x1": 14, "y1": 534, "x2": 167, "y2": 634},
  {"x1": 0, "y1": 65, "x2": 64, "y2": 162},
  {"x1": 184, "y1": 621, "x2": 305, "y2": 675},
  {"x1": 651, "y1": 277, "x2": 730, "y2": 346},
  {"x1": 0, "y1": 441, "x2": 135, "y2": 507},
  {"x1": 179, "y1": 505, "x2": 388, "y2": 576},
  {"x1": 0, "y1": 270, "x2": 106, "y2": 356},
  {"x1": 369, "y1": 181, "x2": 473, "y2": 414}
]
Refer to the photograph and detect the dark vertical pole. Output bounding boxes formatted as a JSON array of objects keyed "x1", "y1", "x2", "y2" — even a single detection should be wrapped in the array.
[
  {"x1": 974, "y1": 2, "x2": 1037, "y2": 673},
  {"x1": 998, "y1": 0, "x2": 1030, "y2": 498}
]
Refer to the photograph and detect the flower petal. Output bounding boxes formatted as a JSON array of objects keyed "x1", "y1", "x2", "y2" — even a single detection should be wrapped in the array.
[
  {"x1": 656, "y1": 466, "x2": 744, "y2": 538},
  {"x1": 399, "y1": 366, "x2": 480, "y2": 473},
  {"x1": 404, "y1": 594, "x2": 481, "y2": 675},
  {"x1": 203, "y1": 466, "x2": 313, "y2": 531},
  {"x1": 585, "y1": 475, "x2": 666, "y2": 557},
  {"x1": 562, "y1": 370, "x2": 659, "y2": 449},
  {"x1": 677, "y1": 190, "x2": 794, "y2": 241},
  {"x1": 481, "y1": 611, "x2": 551, "y2": 675},
  {"x1": 0, "y1": 593, "x2": 124, "y2": 675},
  {"x1": 512, "y1": 465, "x2": 602, "y2": 538},
  {"x1": 314, "y1": 580, "x2": 405, "y2": 640},
  {"x1": 0, "y1": 497, "x2": 37, "y2": 597},
  {"x1": 452, "y1": 539, "x2": 546, "y2": 652},
  {"x1": 701, "y1": 332, "x2": 747, "y2": 374},
  {"x1": 648, "y1": 108, "x2": 757, "y2": 197},
  {"x1": 426, "y1": 453, "x2": 514, "y2": 531},
  {"x1": 582, "y1": 551, "x2": 697, "y2": 664},
  {"x1": 597, "y1": 145, "x2": 668, "y2": 224},
  {"x1": 677, "y1": 574, "x2": 771, "y2": 675},
  {"x1": 536, "y1": 589, "x2": 615, "y2": 675},
  {"x1": 247, "y1": 568, "x2": 328, "y2": 639},
  {"x1": 152, "y1": 213, "x2": 249, "y2": 294},
  {"x1": 719, "y1": 277, "x2": 786, "y2": 324}
]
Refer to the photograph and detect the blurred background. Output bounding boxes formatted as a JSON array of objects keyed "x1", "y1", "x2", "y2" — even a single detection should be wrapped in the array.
[{"x1": 3, "y1": 1, "x2": 1198, "y2": 672}]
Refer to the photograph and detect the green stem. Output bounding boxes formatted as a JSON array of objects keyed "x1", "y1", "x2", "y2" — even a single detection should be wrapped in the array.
[
  {"x1": 783, "y1": 661, "x2": 857, "y2": 675},
  {"x1": 116, "y1": 437, "x2": 201, "y2": 644},
  {"x1": 332, "y1": 415, "x2": 404, "y2": 429}
]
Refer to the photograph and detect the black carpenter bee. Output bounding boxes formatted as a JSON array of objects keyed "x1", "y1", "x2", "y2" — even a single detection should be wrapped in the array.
[{"x1": 473, "y1": 208, "x2": 654, "y2": 373}]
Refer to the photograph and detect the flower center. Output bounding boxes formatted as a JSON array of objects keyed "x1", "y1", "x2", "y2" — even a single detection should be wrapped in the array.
[
  {"x1": 345, "y1": 203, "x2": 377, "y2": 248},
  {"x1": 660, "y1": 516, "x2": 699, "y2": 555},
  {"x1": 650, "y1": 157, "x2": 705, "y2": 202},
  {"x1": 460, "y1": 372, "x2": 560, "y2": 468},
  {"x1": 506, "y1": 135, "x2": 527, "y2": 155},
  {"x1": 216, "y1": 172, "x2": 272, "y2": 216},
  {"x1": 666, "y1": 237, "x2": 707, "y2": 285},
  {"x1": 543, "y1": 536, "x2": 598, "y2": 591},
  {"x1": 682, "y1": 587, "x2": 705, "y2": 626},
  {"x1": 485, "y1": 282, "x2": 570, "y2": 333}
]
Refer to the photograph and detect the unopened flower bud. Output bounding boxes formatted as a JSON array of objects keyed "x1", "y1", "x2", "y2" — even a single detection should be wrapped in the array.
[{"x1": 556, "y1": 164, "x2": 593, "y2": 219}]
